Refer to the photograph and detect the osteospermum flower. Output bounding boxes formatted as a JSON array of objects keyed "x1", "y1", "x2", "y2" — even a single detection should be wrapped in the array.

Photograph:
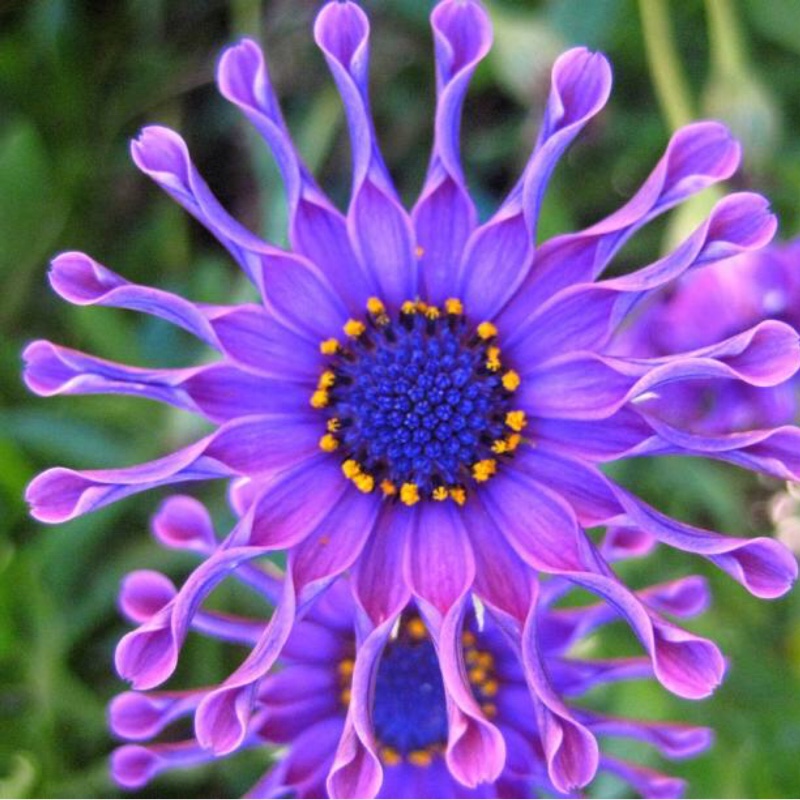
[
  {"x1": 618, "y1": 239, "x2": 800, "y2": 432},
  {"x1": 24, "y1": 0, "x2": 799, "y2": 788},
  {"x1": 109, "y1": 496, "x2": 713, "y2": 798}
]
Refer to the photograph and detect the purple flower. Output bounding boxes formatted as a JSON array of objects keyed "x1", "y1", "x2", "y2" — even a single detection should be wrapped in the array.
[
  {"x1": 617, "y1": 239, "x2": 800, "y2": 432},
  {"x1": 109, "y1": 496, "x2": 712, "y2": 798},
  {"x1": 23, "y1": 0, "x2": 799, "y2": 789}
]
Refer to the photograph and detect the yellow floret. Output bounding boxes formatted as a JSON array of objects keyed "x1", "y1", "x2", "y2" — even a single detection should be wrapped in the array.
[
  {"x1": 477, "y1": 321, "x2": 498, "y2": 340},
  {"x1": 450, "y1": 487, "x2": 467, "y2": 506},
  {"x1": 406, "y1": 617, "x2": 427, "y2": 639},
  {"x1": 381, "y1": 747, "x2": 402, "y2": 767},
  {"x1": 472, "y1": 459, "x2": 497, "y2": 482},
  {"x1": 343, "y1": 319, "x2": 366, "y2": 338},
  {"x1": 353, "y1": 472, "x2": 375, "y2": 493},
  {"x1": 501, "y1": 370, "x2": 521, "y2": 392},
  {"x1": 408, "y1": 750, "x2": 433, "y2": 767},
  {"x1": 310, "y1": 389, "x2": 329, "y2": 409},
  {"x1": 338, "y1": 658, "x2": 355, "y2": 679},
  {"x1": 317, "y1": 370, "x2": 336, "y2": 389},
  {"x1": 486, "y1": 345, "x2": 501, "y2": 371},
  {"x1": 341, "y1": 459, "x2": 361, "y2": 479},
  {"x1": 444, "y1": 298, "x2": 463, "y2": 315},
  {"x1": 400, "y1": 482, "x2": 420, "y2": 506},
  {"x1": 319, "y1": 434, "x2": 339, "y2": 452},
  {"x1": 320, "y1": 338, "x2": 340, "y2": 355},
  {"x1": 366, "y1": 297, "x2": 385, "y2": 315},
  {"x1": 505, "y1": 410, "x2": 527, "y2": 431}
]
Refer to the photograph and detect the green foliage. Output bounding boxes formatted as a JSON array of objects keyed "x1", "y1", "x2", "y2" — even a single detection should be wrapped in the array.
[{"x1": 1, "y1": 0, "x2": 799, "y2": 797}]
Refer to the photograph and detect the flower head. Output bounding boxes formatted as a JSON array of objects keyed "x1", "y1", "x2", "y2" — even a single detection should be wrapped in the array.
[
  {"x1": 110, "y1": 496, "x2": 713, "y2": 798},
  {"x1": 24, "y1": 0, "x2": 798, "y2": 791}
]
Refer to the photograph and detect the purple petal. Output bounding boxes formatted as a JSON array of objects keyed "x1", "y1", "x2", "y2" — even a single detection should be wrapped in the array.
[
  {"x1": 26, "y1": 416, "x2": 323, "y2": 524},
  {"x1": 243, "y1": 458, "x2": 347, "y2": 549},
  {"x1": 328, "y1": 616, "x2": 395, "y2": 799},
  {"x1": 315, "y1": 1, "x2": 417, "y2": 306},
  {"x1": 111, "y1": 740, "x2": 222, "y2": 790},
  {"x1": 512, "y1": 121, "x2": 742, "y2": 309},
  {"x1": 556, "y1": 657, "x2": 653, "y2": 694},
  {"x1": 521, "y1": 583, "x2": 599, "y2": 792},
  {"x1": 131, "y1": 126, "x2": 270, "y2": 289},
  {"x1": 413, "y1": 0, "x2": 491, "y2": 303},
  {"x1": 289, "y1": 488, "x2": 380, "y2": 604},
  {"x1": 586, "y1": 713, "x2": 713, "y2": 759},
  {"x1": 437, "y1": 599, "x2": 506, "y2": 786},
  {"x1": 600, "y1": 755, "x2": 687, "y2": 799},
  {"x1": 404, "y1": 501, "x2": 475, "y2": 613},
  {"x1": 456, "y1": 48, "x2": 611, "y2": 320},
  {"x1": 115, "y1": 545, "x2": 275, "y2": 689},
  {"x1": 217, "y1": 39, "x2": 376, "y2": 311},
  {"x1": 22, "y1": 341, "x2": 312, "y2": 423},
  {"x1": 463, "y1": 501, "x2": 533, "y2": 621},
  {"x1": 49, "y1": 252, "x2": 220, "y2": 347},
  {"x1": 109, "y1": 689, "x2": 201, "y2": 740},
  {"x1": 118, "y1": 571, "x2": 176, "y2": 624},
  {"x1": 251, "y1": 718, "x2": 342, "y2": 799},
  {"x1": 479, "y1": 469, "x2": 587, "y2": 572},
  {"x1": 207, "y1": 303, "x2": 321, "y2": 381},
  {"x1": 504, "y1": 193, "x2": 777, "y2": 362},
  {"x1": 194, "y1": 573, "x2": 297, "y2": 754},
  {"x1": 260, "y1": 254, "x2": 349, "y2": 343},
  {"x1": 616, "y1": 486, "x2": 798, "y2": 599},
  {"x1": 151, "y1": 495, "x2": 217, "y2": 553},
  {"x1": 352, "y1": 505, "x2": 415, "y2": 625},
  {"x1": 26, "y1": 437, "x2": 231, "y2": 524}
]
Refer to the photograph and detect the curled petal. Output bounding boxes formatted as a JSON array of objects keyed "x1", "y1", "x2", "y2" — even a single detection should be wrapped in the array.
[
  {"x1": 601, "y1": 755, "x2": 687, "y2": 799},
  {"x1": 521, "y1": 584, "x2": 599, "y2": 793},
  {"x1": 515, "y1": 121, "x2": 742, "y2": 310},
  {"x1": 217, "y1": 39, "x2": 375, "y2": 310},
  {"x1": 327, "y1": 618, "x2": 395, "y2": 799},
  {"x1": 116, "y1": 546, "x2": 270, "y2": 689},
  {"x1": 111, "y1": 741, "x2": 226, "y2": 790},
  {"x1": 616, "y1": 487, "x2": 798, "y2": 599},
  {"x1": 22, "y1": 341, "x2": 311, "y2": 423},
  {"x1": 315, "y1": 1, "x2": 417, "y2": 306},
  {"x1": 131, "y1": 126, "x2": 270, "y2": 288},
  {"x1": 414, "y1": 0, "x2": 491, "y2": 303},
  {"x1": 118, "y1": 571, "x2": 176, "y2": 624},
  {"x1": 456, "y1": 48, "x2": 611, "y2": 320},
  {"x1": 49, "y1": 252, "x2": 220, "y2": 347},
  {"x1": 438, "y1": 599, "x2": 506, "y2": 786},
  {"x1": 26, "y1": 416, "x2": 323, "y2": 524},
  {"x1": 151, "y1": 495, "x2": 217, "y2": 552},
  {"x1": 522, "y1": 320, "x2": 800, "y2": 422},
  {"x1": 586, "y1": 713, "x2": 713, "y2": 759},
  {"x1": 505, "y1": 193, "x2": 778, "y2": 361},
  {"x1": 109, "y1": 690, "x2": 202, "y2": 740}
]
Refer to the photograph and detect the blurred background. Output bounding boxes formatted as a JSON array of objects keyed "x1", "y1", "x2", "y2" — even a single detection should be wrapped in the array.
[{"x1": 2, "y1": 0, "x2": 800, "y2": 796}]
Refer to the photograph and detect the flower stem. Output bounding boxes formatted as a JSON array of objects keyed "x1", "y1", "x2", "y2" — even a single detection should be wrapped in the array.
[
  {"x1": 705, "y1": 0, "x2": 746, "y2": 76},
  {"x1": 637, "y1": 0, "x2": 695, "y2": 130}
]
